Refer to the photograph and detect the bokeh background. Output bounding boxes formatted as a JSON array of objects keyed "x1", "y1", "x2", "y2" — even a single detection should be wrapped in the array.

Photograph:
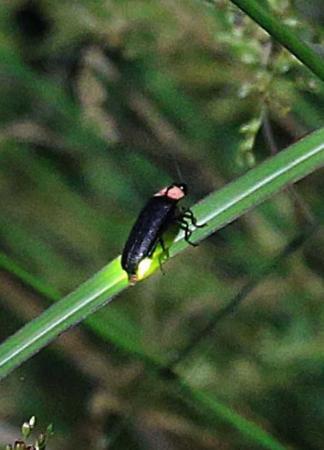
[{"x1": 0, "y1": 0, "x2": 323, "y2": 449}]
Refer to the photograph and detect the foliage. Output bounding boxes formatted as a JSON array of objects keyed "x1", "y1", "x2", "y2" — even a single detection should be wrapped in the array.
[{"x1": 0, "y1": 0, "x2": 323, "y2": 449}]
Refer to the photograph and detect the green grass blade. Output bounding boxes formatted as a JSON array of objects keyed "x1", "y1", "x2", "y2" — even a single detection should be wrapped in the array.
[
  {"x1": 0, "y1": 261, "x2": 289, "y2": 450},
  {"x1": 171, "y1": 127, "x2": 324, "y2": 256},
  {"x1": 0, "y1": 258, "x2": 128, "y2": 379},
  {"x1": 226, "y1": 0, "x2": 324, "y2": 81},
  {"x1": 0, "y1": 251, "x2": 153, "y2": 363},
  {"x1": 0, "y1": 252, "x2": 60, "y2": 301},
  {"x1": 178, "y1": 380, "x2": 287, "y2": 450},
  {"x1": 0, "y1": 128, "x2": 323, "y2": 380}
]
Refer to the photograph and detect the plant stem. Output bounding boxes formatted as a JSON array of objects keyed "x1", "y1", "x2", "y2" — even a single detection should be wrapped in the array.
[{"x1": 227, "y1": 0, "x2": 324, "y2": 81}]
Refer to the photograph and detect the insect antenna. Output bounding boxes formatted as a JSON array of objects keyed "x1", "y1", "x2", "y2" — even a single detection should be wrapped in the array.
[{"x1": 171, "y1": 152, "x2": 185, "y2": 184}]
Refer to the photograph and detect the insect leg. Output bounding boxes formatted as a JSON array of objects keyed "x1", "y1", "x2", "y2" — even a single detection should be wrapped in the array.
[
  {"x1": 148, "y1": 238, "x2": 168, "y2": 274},
  {"x1": 159, "y1": 237, "x2": 167, "y2": 253},
  {"x1": 157, "y1": 238, "x2": 168, "y2": 274},
  {"x1": 181, "y1": 208, "x2": 205, "y2": 228},
  {"x1": 177, "y1": 219, "x2": 198, "y2": 247},
  {"x1": 158, "y1": 257, "x2": 165, "y2": 274}
]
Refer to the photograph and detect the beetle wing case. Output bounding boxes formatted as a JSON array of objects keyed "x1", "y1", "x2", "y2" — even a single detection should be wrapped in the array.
[
  {"x1": 121, "y1": 196, "x2": 177, "y2": 277},
  {"x1": 121, "y1": 183, "x2": 188, "y2": 283}
]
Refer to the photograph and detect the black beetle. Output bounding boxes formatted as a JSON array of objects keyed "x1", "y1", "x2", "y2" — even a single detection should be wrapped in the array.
[{"x1": 121, "y1": 182, "x2": 204, "y2": 284}]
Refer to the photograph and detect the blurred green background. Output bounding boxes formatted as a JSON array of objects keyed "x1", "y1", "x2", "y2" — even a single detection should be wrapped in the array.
[{"x1": 0, "y1": 0, "x2": 323, "y2": 449}]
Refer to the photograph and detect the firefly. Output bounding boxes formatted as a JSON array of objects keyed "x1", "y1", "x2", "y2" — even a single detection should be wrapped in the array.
[{"x1": 121, "y1": 183, "x2": 204, "y2": 284}]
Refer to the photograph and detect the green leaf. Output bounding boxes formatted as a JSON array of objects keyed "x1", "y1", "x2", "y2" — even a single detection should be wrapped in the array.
[
  {"x1": 0, "y1": 127, "x2": 323, "y2": 381},
  {"x1": 171, "y1": 127, "x2": 324, "y2": 256},
  {"x1": 0, "y1": 257, "x2": 128, "y2": 378}
]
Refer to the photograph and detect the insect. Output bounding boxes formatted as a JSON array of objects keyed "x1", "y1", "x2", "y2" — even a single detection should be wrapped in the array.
[{"x1": 121, "y1": 182, "x2": 205, "y2": 284}]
